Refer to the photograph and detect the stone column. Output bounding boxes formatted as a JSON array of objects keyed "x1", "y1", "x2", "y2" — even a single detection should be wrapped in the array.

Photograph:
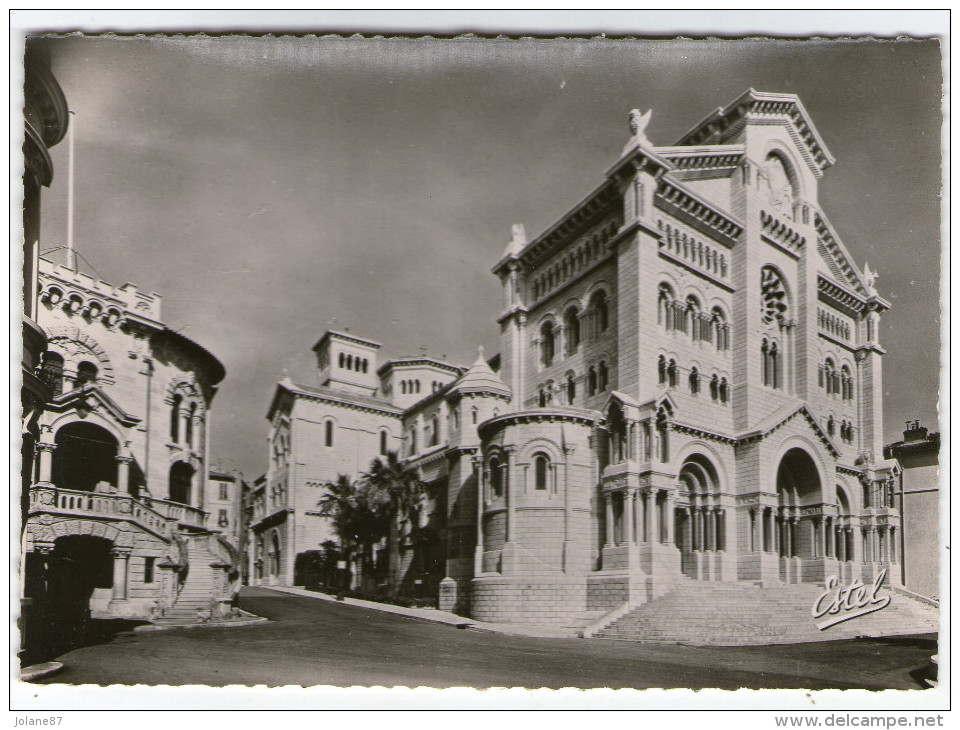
[
  {"x1": 503, "y1": 449, "x2": 514, "y2": 543},
  {"x1": 36, "y1": 442, "x2": 56, "y2": 486},
  {"x1": 644, "y1": 490, "x2": 654, "y2": 543},
  {"x1": 624, "y1": 489, "x2": 635, "y2": 544},
  {"x1": 604, "y1": 492, "x2": 614, "y2": 547},
  {"x1": 116, "y1": 454, "x2": 133, "y2": 494},
  {"x1": 473, "y1": 457, "x2": 484, "y2": 575},
  {"x1": 111, "y1": 548, "x2": 131, "y2": 600},
  {"x1": 664, "y1": 491, "x2": 675, "y2": 543}
]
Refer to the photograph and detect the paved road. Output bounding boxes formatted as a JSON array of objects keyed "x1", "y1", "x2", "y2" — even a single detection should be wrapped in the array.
[{"x1": 39, "y1": 586, "x2": 935, "y2": 689}]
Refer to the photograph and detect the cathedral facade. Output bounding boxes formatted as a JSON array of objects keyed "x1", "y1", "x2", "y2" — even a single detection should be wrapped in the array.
[{"x1": 259, "y1": 90, "x2": 907, "y2": 627}]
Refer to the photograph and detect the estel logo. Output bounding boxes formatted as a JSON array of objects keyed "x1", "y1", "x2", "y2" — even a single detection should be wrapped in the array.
[{"x1": 812, "y1": 569, "x2": 891, "y2": 630}]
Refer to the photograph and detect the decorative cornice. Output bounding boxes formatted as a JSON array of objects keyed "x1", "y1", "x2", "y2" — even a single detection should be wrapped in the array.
[
  {"x1": 478, "y1": 407, "x2": 602, "y2": 439},
  {"x1": 283, "y1": 384, "x2": 403, "y2": 419},
  {"x1": 817, "y1": 275, "x2": 866, "y2": 317},
  {"x1": 654, "y1": 177, "x2": 743, "y2": 247}
]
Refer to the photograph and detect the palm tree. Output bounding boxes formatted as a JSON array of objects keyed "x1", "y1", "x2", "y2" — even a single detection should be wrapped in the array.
[
  {"x1": 365, "y1": 451, "x2": 428, "y2": 596},
  {"x1": 318, "y1": 474, "x2": 387, "y2": 589}
]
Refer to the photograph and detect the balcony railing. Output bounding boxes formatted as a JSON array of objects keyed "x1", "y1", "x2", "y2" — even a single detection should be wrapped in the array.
[
  {"x1": 28, "y1": 485, "x2": 209, "y2": 538},
  {"x1": 144, "y1": 497, "x2": 208, "y2": 530},
  {"x1": 29, "y1": 485, "x2": 173, "y2": 538}
]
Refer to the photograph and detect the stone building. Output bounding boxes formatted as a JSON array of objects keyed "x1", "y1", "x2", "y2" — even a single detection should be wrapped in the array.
[
  {"x1": 23, "y1": 257, "x2": 239, "y2": 652},
  {"x1": 255, "y1": 90, "x2": 936, "y2": 640},
  {"x1": 207, "y1": 469, "x2": 245, "y2": 547},
  {"x1": 885, "y1": 421, "x2": 941, "y2": 599}
]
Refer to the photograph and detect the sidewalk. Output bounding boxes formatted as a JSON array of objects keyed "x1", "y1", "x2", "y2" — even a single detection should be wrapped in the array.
[{"x1": 258, "y1": 585, "x2": 578, "y2": 638}]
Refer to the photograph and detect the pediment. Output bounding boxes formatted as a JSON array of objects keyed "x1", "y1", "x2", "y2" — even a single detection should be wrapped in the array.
[
  {"x1": 47, "y1": 384, "x2": 140, "y2": 428},
  {"x1": 739, "y1": 402, "x2": 839, "y2": 458}
]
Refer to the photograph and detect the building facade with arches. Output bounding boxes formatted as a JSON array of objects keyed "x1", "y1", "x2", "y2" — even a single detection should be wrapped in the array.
[
  {"x1": 23, "y1": 257, "x2": 237, "y2": 644},
  {"x1": 255, "y1": 90, "x2": 930, "y2": 635}
]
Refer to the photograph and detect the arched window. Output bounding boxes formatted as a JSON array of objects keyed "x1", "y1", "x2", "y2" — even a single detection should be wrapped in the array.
[
  {"x1": 841, "y1": 365, "x2": 853, "y2": 400},
  {"x1": 667, "y1": 359, "x2": 678, "y2": 387},
  {"x1": 416, "y1": 380, "x2": 421, "y2": 393},
  {"x1": 538, "y1": 388, "x2": 547, "y2": 407},
  {"x1": 540, "y1": 321, "x2": 555, "y2": 367},
  {"x1": 346, "y1": 354, "x2": 353, "y2": 370},
  {"x1": 489, "y1": 456, "x2": 503, "y2": 498},
  {"x1": 827, "y1": 415, "x2": 835, "y2": 437},
  {"x1": 170, "y1": 394, "x2": 182, "y2": 443},
  {"x1": 598, "y1": 361, "x2": 609, "y2": 391},
  {"x1": 339, "y1": 353, "x2": 345, "y2": 368},
  {"x1": 590, "y1": 290, "x2": 609, "y2": 335},
  {"x1": 472, "y1": 407, "x2": 478, "y2": 425},
  {"x1": 761, "y1": 340, "x2": 770, "y2": 386},
  {"x1": 686, "y1": 296, "x2": 701, "y2": 340},
  {"x1": 75, "y1": 361, "x2": 98, "y2": 388},
  {"x1": 325, "y1": 420, "x2": 334, "y2": 447},
  {"x1": 689, "y1": 367, "x2": 700, "y2": 394},
  {"x1": 362, "y1": 359, "x2": 368, "y2": 373},
  {"x1": 763, "y1": 152, "x2": 797, "y2": 214},
  {"x1": 658, "y1": 356, "x2": 667, "y2": 385},
  {"x1": 40, "y1": 351, "x2": 64, "y2": 397},
  {"x1": 409, "y1": 427, "x2": 417, "y2": 455},
  {"x1": 588, "y1": 366, "x2": 598, "y2": 395},
  {"x1": 534, "y1": 453, "x2": 550, "y2": 491},
  {"x1": 566, "y1": 373, "x2": 576, "y2": 405},
  {"x1": 658, "y1": 284, "x2": 675, "y2": 329},
  {"x1": 564, "y1": 306, "x2": 581, "y2": 355},
  {"x1": 185, "y1": 402, "x2": 196, "y2": 448},
  {"x1": 719, "y1": 378, "x2": 729, "y2": 403},
  {"x1": 824, "y1": 359, "x2": 836, "y2": 395},
  {"x1": 712, "y1": 307, "x2": 729, "y2": 351},
  {"x1": 430, "y1": 415, "x2": 439, "y2": 447},
  {"x1": 656, "y1": 407, "x2": 670, "y2": 463},
  {"x1": 710, "y1": 374, "x2": 719, "y2": 401}
]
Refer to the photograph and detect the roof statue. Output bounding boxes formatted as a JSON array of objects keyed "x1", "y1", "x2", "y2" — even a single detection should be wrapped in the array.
[
  {"x1": 502, "y1": 223, "x2": 527, "y2": 259},
  {"x1": 863, "y1": 262, "x2": 878, "y2": 292},
  {"x1": 629, "y1": 108, "x2": 653, "y2": 143}
]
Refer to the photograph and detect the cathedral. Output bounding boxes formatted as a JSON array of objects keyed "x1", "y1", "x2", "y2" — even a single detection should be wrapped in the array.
[{"x1": 255, "y1": 90, "x2": 936, "y2": 639}]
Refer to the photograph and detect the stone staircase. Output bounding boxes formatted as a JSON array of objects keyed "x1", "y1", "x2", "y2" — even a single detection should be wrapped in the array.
[
  {"x1": 153, "y1": 538, "x2": 222, "y2": 625},
  {"x1": 593, "y1": 579, "x2": 939, "y2": 645}
]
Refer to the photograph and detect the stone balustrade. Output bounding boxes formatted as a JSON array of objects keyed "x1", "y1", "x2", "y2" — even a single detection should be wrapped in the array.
[
  {"x1": 144, "y1": 497, "x2": 208, "y2": 530},
  {"x1": 29, "y1": 485, "x2": 172, "y2": 538}
]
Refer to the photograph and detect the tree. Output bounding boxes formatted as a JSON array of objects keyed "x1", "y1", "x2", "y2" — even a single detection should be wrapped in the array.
[
  {"x1": 317, "y1": 474, "x2": 387, "y2": 588},
  {"x1": 365, "y1": 451, "x2": 428, "y2": 596}
]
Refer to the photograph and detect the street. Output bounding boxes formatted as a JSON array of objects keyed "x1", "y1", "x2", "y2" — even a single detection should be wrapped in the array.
[{"x1": 37, "y1": 586, "x2": 935, "y2": 690}]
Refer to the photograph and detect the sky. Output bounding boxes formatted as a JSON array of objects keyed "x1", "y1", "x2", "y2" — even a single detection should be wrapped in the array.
[{"x1": 30, "y1": 32, "x2": 943, "y2": 480}]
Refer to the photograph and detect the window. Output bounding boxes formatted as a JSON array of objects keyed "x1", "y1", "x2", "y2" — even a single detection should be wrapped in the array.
[
  {"x1": 689, "y1": 367, "x2": 700, "y2": 395},
  {"x1": 339, "y1": 353, "x2": 345, "y2": 368},
  {"x1": 667, "y1": 359, "x2": 678, "y2": 387},
  {"x1": 40, "y1": 351, "x2": 64, "y2": 397},
  {"x1": 144, "y1": 557, "x2": 155, "y2": 584},
  {"x1": 218, "y1": 509, "x2": 229, "y2": 527},
  {"x1": 827, "y1": 416, "x2": 835, "y2": 437},
  {"x1": 769, "y1": 343, "x2": 780, "y2": 389},
  {"x1": 712, "y1": 307, "x2": 729, "y2": 351},
  {"x1": 841, "y1": 365, "x2": 853, "y2": 400},
  {"x1": 710, "y1": 374, "x2": 719, "y2": 401},
  {"x1": 588, "y1": 366, "x2": 598, "y2": 395},
  {"x1": 409, "y1": 427, "x2": 417, "y2": 454},
  {"x1": 760, "y1": 266, "x2": 788, "y2": 324},
  {"x1": 658, "y1": 356, "x2": 667, "y2": 385},
  {"x1": 185, "y1": 402, "x2": 196, "y2": 448},
  {"x1": 380, "y1": 429, "x2": 388, "y2": 455},
  {"x1": 219, "y1": 483, "x2": 229, "y2": 501},
  {"x1": 489, "y1": 456, "x2": 503, "y2": 498},
  {"x1": 170, "y1": 394, "x2": 182, "y2": 443},
  {"x1": 598, "y1": 361, "x2": 609, "y2": 391},
  {"x1": 75, "y1": 361, "x2": 98, "y2": 387},
  {"x1": 325, "y1": 420, "x2": 334, "y2": 447},
  {"x1": 534, "y1": 453, "x2": 550, "y2": 491},
  {"x1": 590, "y1": 290, "x2": 609, "y2": 335},
  {"x1": 658, "y1": 284, "x2": 675, "y2": 329},
  {"x1": 564, "y1": 306, "x2": 581, "y2": 355},
  {"x1": 566, "y1": 373, "x2": 576, "y2": 405},
  {"x1": 686, "y1": 296, "x2": 701, "y2": 340},
  {"x1": 472, "y1": 407, "x2": 478, "y2": 425},
  {"x1": 719, "y1": 378, "x2": 729, "y2": 404},
  {"x1": 540, "y1": 321, "x2": 555, "y2": 367},
  {"x1": 430, "y1": 415, "x2": 439, "y2": 446}
]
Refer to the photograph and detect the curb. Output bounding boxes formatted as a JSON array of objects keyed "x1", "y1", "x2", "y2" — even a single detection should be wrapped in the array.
[{"x1": 20, "y1": 661, "x2": 64, "y2": 682}]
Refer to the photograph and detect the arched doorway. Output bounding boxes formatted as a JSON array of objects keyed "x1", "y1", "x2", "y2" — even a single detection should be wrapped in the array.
[
  {"x1": 775, "y1": 447, "x2": 823, "y2": 583},
  {"x1": 676, "y1": 454, "x2": 725, "y2": 580},
  {"x1": 26, "y1": 535, "x2": 114, "y2": 659},
  {"x1": 268, "y1": 531, "x2": 282, "y2": 585},
  {"x1": 53, "y1": 422, "x2": 118, "y2": 492},
  {"x1": 169, "y1": 461, "x2": 194, "y2": 505}
]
